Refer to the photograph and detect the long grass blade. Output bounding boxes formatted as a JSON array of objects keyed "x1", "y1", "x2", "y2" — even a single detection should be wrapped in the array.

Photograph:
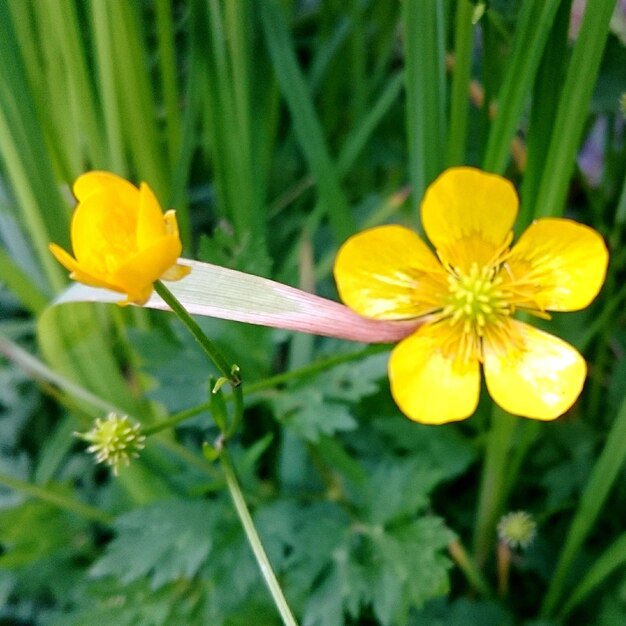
[
  {"x1": 541, "y1": 392, "x2": 626, "y2": 617},
  {"x1": 482, "y1": 0, "x2": 562, "y2": 174},
  {"x1": 260, "y1": 0, "x2": 355, "y2": 243},
  {"x1": 402, "y1": 0, "x2": 446, "y2": 216},
  {"x1": 447, "y1": 0, "x2": 474, "y2": 167},
  {"x1": 531, "y1": 0, "x2": 616, "y2": 218}
]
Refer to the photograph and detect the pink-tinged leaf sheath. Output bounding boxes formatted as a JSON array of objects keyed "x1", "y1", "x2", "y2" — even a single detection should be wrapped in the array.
[{"x1": 54, "y1": 259, "x2": 421, "y2": 344}]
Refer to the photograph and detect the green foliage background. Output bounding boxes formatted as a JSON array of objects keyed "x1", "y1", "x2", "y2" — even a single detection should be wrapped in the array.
[{"x1": 0, "y1": 0, "x2": 625, "y2": 624}]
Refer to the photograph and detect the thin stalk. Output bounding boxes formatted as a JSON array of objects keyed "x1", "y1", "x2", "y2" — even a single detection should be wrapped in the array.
[
  {"x1": 154, "y1": 280, "x2": 244, "y2": 435},
  {"x1": 154, "y1": 281, "x2": 232, "y2": 378},
  {"x1": 143, "y1": 401, "x2": 211, "y2": 437},
  {"x1": 220, "y1": 447, "x2": 298, "y2": 626},
  {"x1": 473, "y1": 407, "x2": 518, "y2": 566},
  {"x1": 448, "y1": 538, "x2": 493, "y2": 597},
  {"x1": 0, "y1": 471, "x2": 113, "y2": 525},
  {"x1": 143, "y1": 344, "x2": 389, "y2": 436}
]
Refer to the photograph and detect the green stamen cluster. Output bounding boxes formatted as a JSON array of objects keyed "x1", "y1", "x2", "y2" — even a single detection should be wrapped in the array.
[
  {"x1": 497, "y1": 511, "x2": 537, "y2": 549},
  {"x1": 444, "y1": 262, "x2": 510, "y2": 334}
]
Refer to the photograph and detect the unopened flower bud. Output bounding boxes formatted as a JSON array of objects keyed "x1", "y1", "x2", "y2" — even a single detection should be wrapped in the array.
[
  {"x1": 497, "y1": 511, "x2": 537, "y2": 550},
  {"x1": 76, "y1": 413, "x2": 146, "y2": 476}
]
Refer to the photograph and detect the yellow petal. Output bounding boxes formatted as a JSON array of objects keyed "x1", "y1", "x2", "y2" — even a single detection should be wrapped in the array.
[
  {"x1": 71, "y1": 188, "x2": 138, "y2": 270},
  {"x1": 161, "y1": 263, "x2": 191, "y2": 281},
  {"x1": 389, "y1": 324, "x2": 481, "y2": 424},
  {"x1": 73, "y1": 171, "x2": 139, "y2": 205},
  {"x1": 506, "y1": 218, "x2": 608, "y2": 312},
  {"x1": 421, "y1": 167, "x2": 518, "y2": 271},
  {"x1": 483, "y1": 320, "x2": 586, "y2": 420},
  {"x1": 49, "y1": 243, "x2": 127, "y2": 293},
  {"x1": 137, "y1": 182, "x2": 168, "y2": 248},
  {"x1": 333, "y1": 225, "x2": 447, "y2": 320},
  {"x1": 112, "y1": 236, "x2": 182, "y2": 303},
  {"x1": 48, "y1": 242, "x2": 80, "y2": 275}
]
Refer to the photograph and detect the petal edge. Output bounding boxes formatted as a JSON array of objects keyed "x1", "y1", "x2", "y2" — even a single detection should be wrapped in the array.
[
  {"x1": 484, "y1": 321, "x2": 586, "y2": 420},
  {"x1": 389, "y1": 325, "x2": 481, "y2": 424}
]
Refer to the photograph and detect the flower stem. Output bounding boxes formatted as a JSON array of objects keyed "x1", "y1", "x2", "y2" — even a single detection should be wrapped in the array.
[
  {"x1": 154, "y1": 280, "x2": 243, "y2": 434},
  {"x1": 245, "y1": 343, "x2": 389, "y2": 394},
  {"x1": 473, "y1": 407, "x2": 518, "y2": 566},
  {"x1": 155, "y1": 280, "x2": 296, "y2": 623},
  {"x1": 143, "y1": 344, "x2": 389, "y2": 437},
  {"x1": 154, "y1": 281, "x2": 233, "y2": 378},
  {"x1": 448, "y1": 538, "x2": 493, "y2": 597},
  {"x1": 220, "y1": 447, "x2": 299, "y2": 626}
]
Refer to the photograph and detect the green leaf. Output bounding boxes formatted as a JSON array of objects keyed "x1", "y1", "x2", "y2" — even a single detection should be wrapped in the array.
[
  {"x1": 411, "y1": 597, "x2": 513, "y2": 626},
  {"x1": 359, "y1": 458, "x2": 444, "y2": 525},
  {"x1": 90, "y1": 498, "x2": 216, "y2": 589},
  {"x1": 299, "y1": 513, "x2": 453, "y2": 626},
  {"x1": 318, "y1": 352, "x2": 387, "y2": 403},
  {"x1": 273, "y1": 387, "x2": 357, "y2": 442},
  {"x1": 372, "y1": 416, "x2": 477, "y2": 481},
  {"x1": 0, "y1": 499, "x2": 88, "y2": 570},
  {"x1": 129, "y1": 325, "x2": 212, "y2": 414},
  {"x1": 49, "y1": 577, "x2": 207, "y2": 626},
  {"x1": 197, "y1": 226, "x2": 272, "y2": 277}
]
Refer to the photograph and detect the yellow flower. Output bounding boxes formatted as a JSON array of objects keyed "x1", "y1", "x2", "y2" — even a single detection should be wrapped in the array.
[
  {"x1": 49, "y1": 171, "x2": 189, "y2": 305},
  {"x1": 334, "y1": 167, "x2": 608, "y2": 424}
]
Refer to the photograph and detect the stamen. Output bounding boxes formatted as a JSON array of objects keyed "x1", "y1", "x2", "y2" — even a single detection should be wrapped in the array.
[{"x1": 440, "y1": 255, "x2": 515, "y2": 364}]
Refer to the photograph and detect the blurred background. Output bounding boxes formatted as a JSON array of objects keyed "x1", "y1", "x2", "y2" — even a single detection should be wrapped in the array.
[{"x1": 0, "y1": 1, "x2": 625, "y2": 624}]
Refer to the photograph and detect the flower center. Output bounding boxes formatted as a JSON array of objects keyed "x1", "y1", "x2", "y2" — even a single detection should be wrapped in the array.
[
  {"x1": 444, "y1": 262, "x2": 511, "y2": 333},
  {"x1": 436, "y1": 261, "x2": 514, "y2": 364}
]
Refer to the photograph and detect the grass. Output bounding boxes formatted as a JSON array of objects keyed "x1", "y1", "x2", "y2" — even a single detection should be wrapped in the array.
[{"x1": 0, "y1": 1, "x2": 625, "y2": 624}]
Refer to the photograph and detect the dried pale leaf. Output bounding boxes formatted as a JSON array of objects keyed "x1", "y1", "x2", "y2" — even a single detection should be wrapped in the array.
[{"x1": 54, "y1": 259, "x2": 421, "y2": 343}]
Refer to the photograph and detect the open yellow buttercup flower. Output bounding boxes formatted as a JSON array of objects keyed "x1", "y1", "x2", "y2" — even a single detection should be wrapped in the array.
[
  {"x1": 50, "y1": 171, "x2": 189, "y2": 305},
  {"x1": 334, "y1": 167, "x2": 608, "y2": 424}
]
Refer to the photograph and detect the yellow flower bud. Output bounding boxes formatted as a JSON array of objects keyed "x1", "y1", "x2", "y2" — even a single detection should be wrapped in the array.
[{"x1": 49, "y1": 171, "x2": 190, "y2": 305}]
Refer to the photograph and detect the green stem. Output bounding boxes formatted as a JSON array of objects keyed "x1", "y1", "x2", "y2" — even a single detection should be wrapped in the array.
[
  {"x1": 246, "y1": 344, "x2": 389, "y2": 394},
  {"x1": 0, "y1": 471, "x2": 113, "y2": 525},
  {"x1": 143, "y1": 344, "x2": 389, "y2": 436},
  {"x1": 154, "y1": 280, "x2": 244, "y2": 437},
  {"x1": 154, "y1": 280, "x2": 233, "y2": 377},
  {"x1": 156, "y1": 280, "x2": 295, "y2": 621},
  {"x1": 220, "y1": 447, "x2": 298, "y2": 626},
  {"x1": 142, "y1": 402, "x2": 211, "y2": 437},
  {"x1": 448, "y1": 538, "x2": 493, "y2": 597},
  {"x1": 473, "y1": 407, "x2": 518, "y2": 566}
]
